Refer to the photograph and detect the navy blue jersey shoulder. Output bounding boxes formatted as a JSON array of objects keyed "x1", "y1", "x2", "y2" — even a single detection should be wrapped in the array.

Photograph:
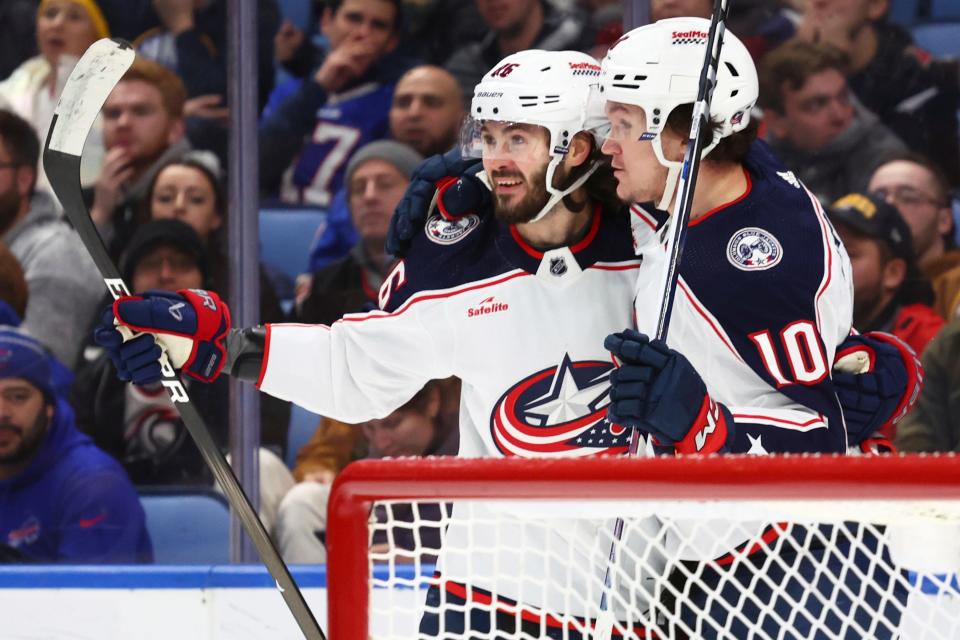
[
  {"x1": 382, "y1": 206, "x2": 634, "y2": 312},
  {"x1": 679, "y1": 142, "x2": 846, "y2": 450}
]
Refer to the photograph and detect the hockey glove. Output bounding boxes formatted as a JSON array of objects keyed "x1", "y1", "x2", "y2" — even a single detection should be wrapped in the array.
[
  {"x1": 833, "y1": 331, "x2": 923, "y2": 449},
  {"x1": 605, "y1": 329, "x2": 733, "y2": 454},
  {"x1": 385, "y1": 148, "x2": 487, "y2": 257},
  {"x1": 95, "y1": 289, "x2": 231, "y2": 385}
]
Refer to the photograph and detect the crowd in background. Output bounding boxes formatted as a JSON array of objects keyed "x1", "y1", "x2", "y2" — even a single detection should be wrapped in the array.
[{"x1": 0, "y1": 0, "x2": 957, "y2": 564}]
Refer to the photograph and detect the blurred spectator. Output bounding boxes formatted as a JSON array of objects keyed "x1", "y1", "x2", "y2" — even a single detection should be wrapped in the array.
[
  {"x1": 828, "y1": 192, "x2": 944, "y2": 355},
  {"x1": 650, "y1": 0, "x2": 712, "y2": 20},
  {"x1": 274, "y1": 380, "x2": 457, "y2": 563},
  {"x1": 0, "y1": 238, "x2": 74, "y2": 398},
  {"x1": 0, "y1": 242, "x2": 28, "y2": 324},
  {"x1": 298, "y1": 140, "x2": 423, "y2": 317},
  {"x1": 895, "y1": 319, "x2": 960, "y2": 452},
  {"x1": 868, "y1": 153, "x2": 960, "y2": 320},
  {"x1": 305, "y1": 68, "x2": 461, "y2": 272},
  {"x1": 0, "y1": 0, "x2": 110, "y2": 192},
  {"x1": 397, "y1": 0, "x2": 488, "y2": 66},
  {"x1": 259, "y1": 0, "x2": 413, "y2": 207},
  {"x1": 142, "y1": 151, "x2": 285, "y2": 324},
  {"x1": 88, "y1": 57, "x2": 189, "y2": 257},
  {"x1": 444, "y1": 0, "x2": 594, "y2": 107},
  {"x1": 389, "y1": 66, "x2": 464, "y2": 158},
  {"x1": 72, "y1": 220, "x2": 293, "y2": 528},
  {"x1": 795, "y1": 0, "x2": 960, "y2": 184},
  {"x1": 0, "y1": 1, "x2": 38, "y2": 82},
  {"x1": 109, "y1": 0, "x2": 280, "y2": 107},
  {"x1": 582, "y1": 0, "x2": 623, "y2": 59},
  {"x1": 0, "y1": 109, "x2": 103, "y2": 369},
  {"x1": 0, "y1": 327, "x2": 152, "y2": 563},
  {"x1": 759, "y1": 39, "x2": 906, "y2": 204}
]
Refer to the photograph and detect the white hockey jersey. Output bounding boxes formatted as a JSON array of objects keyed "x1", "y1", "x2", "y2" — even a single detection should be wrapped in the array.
[{"x1": 258, "y1": 205, "x2": 654, "y2": 620}]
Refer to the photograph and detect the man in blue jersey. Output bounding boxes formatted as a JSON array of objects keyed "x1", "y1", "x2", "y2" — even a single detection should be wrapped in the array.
[
  {"x1": 259, "y1": 0, "x2": 414, "y2": 207},
  {"x1": 0, "y1": 328, "x2": 152, "y2": 563}
]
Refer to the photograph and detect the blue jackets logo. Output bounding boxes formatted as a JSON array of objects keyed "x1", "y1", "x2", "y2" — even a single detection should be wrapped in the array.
[
  {"x1": 425, "y1": 214, "x2": 480, "y2": 245},
  {"x1": 490, "y1": 355, "x2": 629, "y2": 457},
  {"x1": 727, "y1": 227, "x2": 783, "y2": 271}
]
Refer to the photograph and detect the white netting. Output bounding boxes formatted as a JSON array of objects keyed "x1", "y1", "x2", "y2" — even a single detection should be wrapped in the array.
[{"x1": 366, "y1": 499, "x2": 960, "y2": 639}]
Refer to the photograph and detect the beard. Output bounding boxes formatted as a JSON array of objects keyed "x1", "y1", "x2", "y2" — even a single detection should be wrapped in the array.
[
  {"x1": 0, "y1": 186, "x2": 23, "y2": 236},
  {"x1": 491, "y1": 162, "x2": 570, "y2": 225},
  {"x1": 0, "y1": 409, "x2": 49, "y2": 467}
]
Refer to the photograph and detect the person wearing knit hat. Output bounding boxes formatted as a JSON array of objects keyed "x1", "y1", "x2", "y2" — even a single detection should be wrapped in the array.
[
  {"x1": 0, "y1": 327, "x2": 152, "y2": 563},
  {"x1": 120, "y1": 218, "x2": 208, "y2": 289},
  {"x1": 298, "y1": 141, "x2": 424, "y2": 324}
]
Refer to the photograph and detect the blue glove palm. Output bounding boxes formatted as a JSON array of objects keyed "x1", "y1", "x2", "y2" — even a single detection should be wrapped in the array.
[
  {"x1": 385, "y1": 148, "x2": 486, "y2": 256},
  {"x1": 605, "y1": 329, "x2": 731, "y2": 454}
]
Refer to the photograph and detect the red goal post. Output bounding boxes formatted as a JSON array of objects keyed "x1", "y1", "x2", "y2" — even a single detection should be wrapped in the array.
[{"x1": 327, "y1": 454, "x2": 960, "y2": 639}]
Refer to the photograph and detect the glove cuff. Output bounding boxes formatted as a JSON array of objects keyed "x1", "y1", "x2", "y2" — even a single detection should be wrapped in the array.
[
  {"x1": 863, "y1": 331, "x2": 923, "y2": 438},
  {"x1": 674, "y1": 396, "x2": 733, "y2": 455},
  {"x1": 178, "y1": 289, "x2": 231, "y2": 383}
]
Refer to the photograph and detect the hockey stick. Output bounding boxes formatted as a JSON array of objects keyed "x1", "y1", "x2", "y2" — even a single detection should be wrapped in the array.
[
  {"x1": 593, "y1": 2, "x2": 731, "y2": 637},
  {"x1": 43, "y1": 38, "x2": 325, "y2": 640}
]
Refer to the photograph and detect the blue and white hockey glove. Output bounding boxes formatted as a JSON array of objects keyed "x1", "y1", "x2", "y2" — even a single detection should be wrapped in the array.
[
  {"x1": 94, "y1": 289, "x2": 231, "y2": 385},
  {"x1": 385, "y1": 148, "x2": 487, "y2": 257},
  {"x1": 833, "y1": 331, "x2": 923, "y2": 452},
  {"x1": 605, "y1": 329, "x2": 733, "y2": 455}
]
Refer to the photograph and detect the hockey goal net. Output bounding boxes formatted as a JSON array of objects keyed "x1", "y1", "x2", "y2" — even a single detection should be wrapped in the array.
[{"x1": 327, "y1": 455, "x2": 960, "y2": 639}]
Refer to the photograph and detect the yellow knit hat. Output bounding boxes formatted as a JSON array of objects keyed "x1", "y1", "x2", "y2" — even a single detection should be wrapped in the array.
[{"x1": 39, "y1": 0, "x2": 111, "y2": 41}]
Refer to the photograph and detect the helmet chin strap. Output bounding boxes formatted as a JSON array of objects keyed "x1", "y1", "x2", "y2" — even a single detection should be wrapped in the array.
[
  {"x1": 650, "y1": 130, "x2": 721, "y2": 212},
  {"x1": 529, "y1": 155, "x2": 601, "y2": 223}
]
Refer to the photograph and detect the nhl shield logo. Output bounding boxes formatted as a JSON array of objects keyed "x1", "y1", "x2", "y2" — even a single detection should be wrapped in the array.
[
  {"x1": 727, "y1": 227, "x2": 783, "y2": 271},
  {"x1": 425, "y1": 214, "x2": 480, "y2": 246},
  {"x1": 549, "y1": 257, "x2": 568, "y2": 276}
]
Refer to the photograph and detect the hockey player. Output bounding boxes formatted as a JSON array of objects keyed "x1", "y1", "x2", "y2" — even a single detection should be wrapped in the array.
[
  {"x1": 97, "y1": 49, "x2": 663, "y2": 638},
  {"x1": 382, "y1": 20, "x2": 920, "y2": 638},
  {"x1": 594, "y1": 18, "x2": 911, "y2": 638}
]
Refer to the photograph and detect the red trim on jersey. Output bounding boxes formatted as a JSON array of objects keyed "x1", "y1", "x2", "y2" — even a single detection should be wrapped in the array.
[
  {"x1": 441, "y1": 579, "x2": 653, "y2": 637},
  {"x1": 804, "y1": 188, "x2": 834, "y2": 335},
  {"x1": 509, "y1": 205, "x2": 601, "y2": 259},
  {"x1": 731, "y1": 411, "x2": 826, "y2": 429},
  {"x1": 510, "y1": 225, "x2": 544, "y2": 258},
  {"x1": 590, "y1": 261, "x2": 642, "y2": 272},
  {"x1": 715, "y1": 522, "x2": 791, "y2": 566},
  {"x1": 255, "y1": 323, "x2": 273, "y2": 389},
  {"x1": 359, "y1": 269, "x2": 378, "y2": 302},
  {"x1": 688, "y1": 168, "x2": 752, "y2": 227},
  {"x1": 340, "y1": 271, "x2": 531, "y2": 323},
  {"x1": 677, "y1": 278, "x2": 745, "y2": 363},
  {"x1": 630, "y1": 204, "x2": 659, "y2": 231},
  {"x1": 569, "y1": 204, "x2": 602, "y2": 253}
]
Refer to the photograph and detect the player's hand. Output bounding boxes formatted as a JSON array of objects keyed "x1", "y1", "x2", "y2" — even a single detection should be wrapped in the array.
[
  {"x1": 385, "y1": 149, "x2": 486, "y2": 257},
  {"x1": 833, "y1": 332, "x2": 923, "y2": 448},
  {"x1": 605, "y1": 329, "x2": 732, "y2": 454},
  {"x1": 94, "y1": 289, "x2": 231, "y2": 385}
]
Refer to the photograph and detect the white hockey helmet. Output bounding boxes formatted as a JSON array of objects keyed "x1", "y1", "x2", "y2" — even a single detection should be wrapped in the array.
[
  {"x1": 462, "y1": 49, "x2": 604, "y2": 222},
  {"x1": 597, "y1": 17, "x2": 758, "y2": 208}
]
